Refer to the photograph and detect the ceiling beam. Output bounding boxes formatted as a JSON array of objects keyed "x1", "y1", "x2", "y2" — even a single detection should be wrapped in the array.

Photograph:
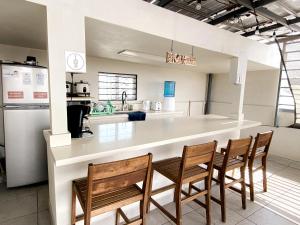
[
  {"x1": 242, "y1": 17, "x2": 300, "y2": 37},
  {"x1": 234, "y1": 0, "x2": 300, "y2": 32},
  {"x1": 157, "y1": 0, "x2": 174, "y2": 7},
  {"x1": 209, "y1": 0, "x2": 277, "y2": 25},
  {"x1": 209, "y1": 7, "x2": 249, "y2": 25}
]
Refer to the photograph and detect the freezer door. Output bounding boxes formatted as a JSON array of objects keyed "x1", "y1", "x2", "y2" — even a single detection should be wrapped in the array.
[
  {"x1": 4, "y1": 108, "x2": 50, "y2": 187},
  {"x1": 2, "y1": 65, "x2": 49, "y2": 105},
  {"x1": 0, "y1": 107, "x2": 4, "y2": 146}
]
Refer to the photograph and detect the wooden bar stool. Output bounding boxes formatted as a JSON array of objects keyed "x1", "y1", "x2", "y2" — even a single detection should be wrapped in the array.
[
  {"x1": 211, "y1": 137, "x2": 252, "y2": 222},
  {"x1": 71, "y1": 153, "x2": 152, "y2": 225},
  {"x1": 148, "y1": 141, "x2": 217, "y2": 225},
  {"x1": 247, "y1": 130, "x2": 274, "y2": 201}
]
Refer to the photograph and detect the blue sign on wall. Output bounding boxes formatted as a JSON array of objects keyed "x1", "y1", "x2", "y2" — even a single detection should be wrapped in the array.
[{"x1": 164, "y1": 81, "x2": 176, "y2": 97}]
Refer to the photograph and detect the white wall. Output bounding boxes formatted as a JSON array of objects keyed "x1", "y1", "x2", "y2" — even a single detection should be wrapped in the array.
[
  {"x1": 210, "y1": 70, "x2": 279, "y2": 126},
  {"x1": 28, "y1": 0, "x2": 280, "y2": 70},
  {"x1": 67, "y1": 57, "x2": 207, "y2": 116},
  {"x1": 0, "y1": 44, "x2": 207, "y2": 116},
  {"x1": 0, "y1": 43, "x2": 48, "y2": 65},
  {"x1": 210, "y1": 70, "x2": 300, "y2": 161}
]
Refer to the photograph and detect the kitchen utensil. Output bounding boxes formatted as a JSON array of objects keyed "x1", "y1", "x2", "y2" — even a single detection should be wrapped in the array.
[
  {"x1": 143, "y1": 100, "x2": 151, "y2": 111},
  {"x1": 75, "y1": 80, "x2": 90, "y2": 93},
  {"x1": 151, "y1": 101, "x2": 162, "y2": 111},
  {"x1": 66, "y1": 81, "x2": 72, "y2": 93}
]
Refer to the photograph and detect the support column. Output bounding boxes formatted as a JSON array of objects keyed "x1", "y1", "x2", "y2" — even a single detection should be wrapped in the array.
[
  {"x1": 229, "y1": 56, "x2": 248, "y2": 121},
  {"x1": 46, "y1": 4, "x2": 86, "y2": 146}
]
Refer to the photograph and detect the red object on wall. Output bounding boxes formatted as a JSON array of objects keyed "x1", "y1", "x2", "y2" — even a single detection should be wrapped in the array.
[
  {"x1": 33, "y1": 92, "x2": 48, "y2": 99},
  {"x1": 8, "y1": 91, "x2": 24, "y2": 99}
]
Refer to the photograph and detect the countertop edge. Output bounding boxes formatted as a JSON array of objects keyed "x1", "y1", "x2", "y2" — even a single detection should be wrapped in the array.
[{"x1": 53, "y1": 120, "x2": 261, "y2": 167}]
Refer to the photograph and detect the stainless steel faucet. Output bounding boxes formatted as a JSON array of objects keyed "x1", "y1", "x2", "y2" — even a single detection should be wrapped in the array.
[{"x1": 121, "y1": 91, "x2": 127, "y2": 111}]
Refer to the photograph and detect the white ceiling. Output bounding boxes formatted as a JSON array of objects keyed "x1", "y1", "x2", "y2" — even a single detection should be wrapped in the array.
[
  {"x1": 85, "y1": 18, "x2": 276, "y2": 73},
  {"x1": 0, "y1": 0, "x2": 47, "y2": 50},
  {"x1": 0, "y1": 0, "x2": 277, "y2": 74}
]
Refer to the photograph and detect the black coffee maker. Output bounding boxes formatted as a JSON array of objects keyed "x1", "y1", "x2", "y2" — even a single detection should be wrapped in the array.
[{"x1": 67, "y1": 105, "x2": 93, "y2": 138}]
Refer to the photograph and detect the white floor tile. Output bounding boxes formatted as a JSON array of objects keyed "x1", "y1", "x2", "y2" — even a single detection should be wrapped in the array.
[
  {"x1": 247, "y1": 208, "x2": 297, "y2": 225},
  {"x1": 226, "y1": 191, "x2": 264, "y2": 218},
  {"x1": 0, "y1": 193, "x2": 37, "y2": 223},
  {"x1": 0, "y1": 183, "x2": 37, "y2": 203},
  {"x1": 0, "y1": 157, "x2": 298, "y2": 225},
  {"x1": 37, "y1": 185, "x2": 49, "y2": 211},
  {"x1": 38, "y1": 210, "x2": 51, "y2": 225},
  {"x1": 289, "y1": 161, "x2": 300, "y2": 170},
  {"x1": 196, "y1": 201, "x2": 244, "y2": 225},
  {"x1": 1, "y1": 213, "x2": 37, "y2": 225},
  {"x1": 268, "y1": 155, "x2": 292, "y2": 167},
  {"x1": 160, "y1": 202, "x2": 194, "y2": 221},
  {"x1": 236, "y1": 219, "x2": 256, "y2": 225},
  {"x1": 181, "y1": 211, "x2": 208, "y2": 225},
  {"x1": 147, "y1": 209, "x2": 169, "y2": 225}
]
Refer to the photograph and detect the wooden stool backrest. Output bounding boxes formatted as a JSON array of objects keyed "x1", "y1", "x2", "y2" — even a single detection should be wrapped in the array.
[
  {"x1": 180, "y1": 141, "x2": 217, "y2": 181},
  {"x1": 86, "y1": 153, "x2": 152, "y2": 200},
  {"x1": 222, "y1": 137, "x2": 253, "y2": 169},
  {"x1": 250, "y1": 131, "x2": 274, "y2": 159}
]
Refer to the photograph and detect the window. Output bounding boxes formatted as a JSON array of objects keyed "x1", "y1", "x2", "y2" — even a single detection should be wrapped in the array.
[
  {"x1": 278, "y1": 41, "x2": 298, "y2": 111},
  {"x1": 278, "y1": 70, "x2": 295, "y2": 111},
  {"x1": 98, "y1": 72, "x2": 137, "y2": 101}
]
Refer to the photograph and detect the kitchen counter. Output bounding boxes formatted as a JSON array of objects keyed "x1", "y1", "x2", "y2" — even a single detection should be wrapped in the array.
[
  {"x1": 87, "y1": 110, "x2": 184, "y2": 124},
  {"x1": 44, "y1": 115, "x2": 261, "y2": 225},
  {"x1": 49, "y1": 115, "x2": 260, "y2": 167}
]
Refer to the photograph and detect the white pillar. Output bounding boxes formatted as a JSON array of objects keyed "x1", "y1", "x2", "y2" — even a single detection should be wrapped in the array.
[
  {"x1": 229, "y1": 56, "x2": 248, "y2": 121},
  {"x1": 46, "y1": 4, "x2": 86, "y2": 146}
]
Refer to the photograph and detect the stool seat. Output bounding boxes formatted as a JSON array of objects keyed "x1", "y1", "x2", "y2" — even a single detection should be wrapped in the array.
[
  {"x1": 149, "y1": 141, "x2": 217, "y2": 225},
  {"x1": 211, "y1": 137, "x2": 252, "y2": 223},
  {"x1": 213, "y1": 152, "x2": 244, "y2": 171},
  {"x1": 71, "y1": 154, "x2": 153, "y2": 225},
  {"x1": 247, "y1": 131, "x2": 274, "y2": 201},
  {"x1": 154, "y1": 157, "x2": 208, "y2": 183},
  {"x1": 73, "y1": 178, "x2": 143, "y2": 214}
]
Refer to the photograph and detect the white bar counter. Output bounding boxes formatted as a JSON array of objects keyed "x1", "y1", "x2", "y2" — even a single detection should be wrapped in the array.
[
  {"x1": 87, "y1": 110, "x2": 184, "y2": 125},
  {"x1": 44, "y1": 115, "x2": 261, "y2": 225}
]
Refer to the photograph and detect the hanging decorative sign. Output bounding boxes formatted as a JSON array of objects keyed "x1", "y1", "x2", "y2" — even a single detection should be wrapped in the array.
[
  {"x1": 166, "y1": 41, "x2": 197, "y2": 66},
  {"x1": 166, "y1": 51, "x2": 197, "y2": 66},
  {"x1": 65, "y1": 51, "x2": 86, "y2": 73}
]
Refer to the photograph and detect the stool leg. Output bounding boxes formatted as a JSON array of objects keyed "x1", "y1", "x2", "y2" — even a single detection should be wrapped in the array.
[
  {"x1": 188, "y1": 182, "x2": 193, "y2": 195},
  {"x1": 262, "y1": 157, "x2": 268, "y2": 192},
  {"x1": 248, "y1": 163, "x2": 255, "y2": 202},
  {"x1": 175, "y1": 186, "x2": 182, "y2": 225},
  {"x1": 71, "y1": 184, "x2": 76, "y2": 225},
  {"x1": 140, "y1": 199, "x2": 147, "y2": 225},
  {"x1": 205, "y1": 177, "x2": 211, "y2": 225},
  {"x1": 147, "y1": 168, "x2": 154, "y2": 213},
  {"x1": 240, "y1": 167, "x2": 247, "y2": 209},
  {"x1": 220, "y1": 173, "x2": 226, "y2": 222},
  {"x1": 115, "y1": 209, "x2": 120, "y2": 225}
]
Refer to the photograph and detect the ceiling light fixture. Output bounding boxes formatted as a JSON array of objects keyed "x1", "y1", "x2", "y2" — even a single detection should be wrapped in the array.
[
  {"x1": 195, "y1": 0, "x2": 202, "y2": 10},
  {"x1": 117, "y1": 50, "x2": 165, "y2": 62}
]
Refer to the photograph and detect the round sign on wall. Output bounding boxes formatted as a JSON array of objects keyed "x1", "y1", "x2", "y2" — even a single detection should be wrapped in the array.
[{"x1": 65, "y1": 51, "x2": 86, "y2": 73}]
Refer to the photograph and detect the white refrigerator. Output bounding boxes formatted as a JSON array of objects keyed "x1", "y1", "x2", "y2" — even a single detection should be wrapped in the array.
[{"x1": 0, "y1": 63, "x2": 49, "y2": 187}]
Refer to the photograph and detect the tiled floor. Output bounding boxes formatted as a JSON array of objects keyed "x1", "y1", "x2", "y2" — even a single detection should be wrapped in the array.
[{"x1": 0, "y1": 155, "x2": 299, "y2": 225}]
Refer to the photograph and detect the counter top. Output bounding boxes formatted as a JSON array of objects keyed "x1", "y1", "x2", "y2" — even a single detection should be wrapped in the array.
[
  {"x1": 88, "y1": 110, "x2": 184, "y2": 120},
  {"x1": 46, "y1": 115, "x2": 261, "y2": 167}
]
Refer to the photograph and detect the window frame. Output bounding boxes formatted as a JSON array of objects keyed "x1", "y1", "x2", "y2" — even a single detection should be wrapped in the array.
[
  {"x1": 278, "y1": 43, "x2": 296, "y2": 113},
  {"x1": 98, "y1": 71, "x2": 138, "y2": 101}
]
